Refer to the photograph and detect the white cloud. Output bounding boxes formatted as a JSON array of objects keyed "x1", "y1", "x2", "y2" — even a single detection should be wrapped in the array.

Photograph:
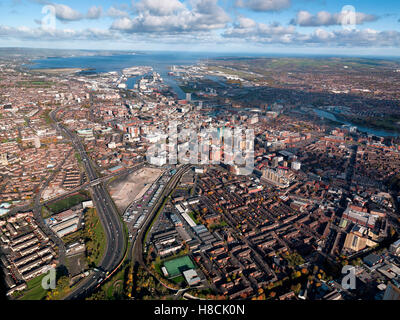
[
  {"x1": 136, "y1": 0, "x2": 186, "y2": 16},
  {"x1": 1, "y1": 2, "x2": 399, "y2": 49},
  {"x1": 224, "y1": 17, "x2": 296, "y2": 40},
  {"x1": 111, "y1": 0, "x2": 230, "y2": 33},
  {"x1": 107, "y1": 6, "x2": 130, "y2": 18},
  {"x1": 52, "y1": 3, "x2": 83, "y2": 21},
  {"x1": 0, "y1": 24, "x2": 117, "y2": 41},
  {"x1": 86, "y1": 6, "x2": 103, "y2": 20},
  {"x1": 224, "y1": 19, "x2": 400, "y2": 47},
  {"x1": 291, "y1": 10, "x2": 378, "y2": 27},
  {"x1": 235, "y1": 0, "x2": 291, "y2": 12}
]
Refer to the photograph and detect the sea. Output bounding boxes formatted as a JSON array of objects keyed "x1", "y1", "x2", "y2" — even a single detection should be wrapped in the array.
[{"x1": 28, "y1": 51, "x2": 226, "y2": 99}]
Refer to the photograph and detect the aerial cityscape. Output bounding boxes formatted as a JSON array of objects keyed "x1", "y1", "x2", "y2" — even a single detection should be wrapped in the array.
[{"x1": 1, "y1": 0, "x2": 400, "y2": 306}]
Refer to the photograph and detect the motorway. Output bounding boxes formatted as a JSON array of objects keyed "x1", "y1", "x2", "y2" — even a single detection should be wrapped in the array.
[{"x1": 49, "y1": 108, "x2": 126, "y2": 300}]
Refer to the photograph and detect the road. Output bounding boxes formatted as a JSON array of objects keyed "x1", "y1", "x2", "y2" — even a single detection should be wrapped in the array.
[
  {"x1": 131, "y1": 164, "x2": 191, "y2": 266},
  {"x1": 8, "y1": 162, "x2": 145, "y2": 216},
  {"x1": 49, "y1": 108, "x2": 126, "y2": 300}
]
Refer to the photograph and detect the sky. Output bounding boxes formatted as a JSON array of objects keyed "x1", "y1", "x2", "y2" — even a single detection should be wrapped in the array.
[{"x1": 0, "y1": 0, "x2": 400, "y2": 55}]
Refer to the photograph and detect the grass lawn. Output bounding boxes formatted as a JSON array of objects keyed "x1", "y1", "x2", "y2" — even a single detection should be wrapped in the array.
[
  {"x1": 87, "y1": 260, "x2": 130, "y2": 300},
  {"x1": 20, "y1": 273, "x2": 48, "y2": 300},
  {"x1": 61, "y1": 208, "x2": 106, "y2": 267},
  {"x1": 104, "y1": 267, "x2": 125, "y2": 299},
  {"x1": 46, "y1": 192, "x2": 89, "y2": 214},
  {"x1": 170, "y1": 275, "x2": 185, "y2": 284},
  {"x1": 17, "y1": 80, "x2": 55, "y2": 88},
  {"x1": 41, "y1": 206, "x2": 52, "y2": 219},
  {"x1": 85, "y1": 208, "x2": 107, "y2": 266},
  {"x1": 188, "y1": 211, "x2": 199, "y2": 225}
]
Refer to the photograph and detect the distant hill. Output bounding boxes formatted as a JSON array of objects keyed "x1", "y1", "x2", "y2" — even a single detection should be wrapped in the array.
[{"x1": 0, "y1": 47, "x2": 143, "y2": 59}]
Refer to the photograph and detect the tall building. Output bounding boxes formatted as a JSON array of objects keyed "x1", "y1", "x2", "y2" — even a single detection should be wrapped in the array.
[{"x1": 186, "y1": 93, "x2": 192, "y2": 101}]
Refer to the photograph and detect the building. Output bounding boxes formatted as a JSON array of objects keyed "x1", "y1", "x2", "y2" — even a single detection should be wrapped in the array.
[
  {"x1": 261, "y1": 168, "x2": 290, "y2": 188},
  {"x1": 342, "y1": 205, "x2": 380, "y2": 229},
  {"x1": 0, "y1": 153, "x2": 8, "y2": 165},
  {"x1": 363, "y1": 253, "x2": 383, "y2": 268},
  {"x1": 82, "y1": 200, "x2": 94, "y2": 209},
  {"x1": 383, "y1": 281, "x2": 400, "y2": 300},
  {"x1": 390, "y1": 239, "x2": 400, "y2": 256},
  {"x1": 291, "y1": 161, "x2": 301, "y2": 171},
  {"x1": 183, "y1": 269, "x2": 201, "y2": 286}
]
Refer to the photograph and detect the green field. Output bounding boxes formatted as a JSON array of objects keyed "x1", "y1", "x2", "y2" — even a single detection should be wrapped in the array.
[
  {"x1": 62, "y1": 207, "x2": 106, "y2": 267},
  {"x1": 16, "y1": 80, "x2": 55, "y2": 88},
  {"x1": 46, "y1": 193, "x2": 89, "y2": 214},
  {"x1": 20, "y1": 273, "x2": 48, "y2": 300},
  {"x1": 163, "y1": 255, "x2": 196, "y2": 278}
]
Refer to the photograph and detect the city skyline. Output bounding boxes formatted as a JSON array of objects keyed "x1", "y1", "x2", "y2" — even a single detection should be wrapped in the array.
[{"x1": 0, "y1": 0, "x2": 400, "y2": 55}]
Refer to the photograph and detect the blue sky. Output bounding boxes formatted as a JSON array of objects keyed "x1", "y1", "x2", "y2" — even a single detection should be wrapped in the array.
[{"x1": 0, "y1": 0, "x2": 399, "y2": 55}]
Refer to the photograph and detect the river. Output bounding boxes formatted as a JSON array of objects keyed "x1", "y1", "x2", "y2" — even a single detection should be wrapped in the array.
[{"x1": 313, "y1": 109, "x2": 400, "y2": 137}]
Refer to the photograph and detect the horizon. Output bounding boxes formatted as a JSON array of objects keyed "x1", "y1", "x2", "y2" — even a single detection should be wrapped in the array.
[{"x1": 1, "y1": 46, "x2": 400, "y2": 59}]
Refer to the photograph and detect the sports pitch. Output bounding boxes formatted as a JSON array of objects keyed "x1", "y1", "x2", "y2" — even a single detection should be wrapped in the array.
[{"x1": 163, "y1": 255, "x2": 196, "y2": 278}]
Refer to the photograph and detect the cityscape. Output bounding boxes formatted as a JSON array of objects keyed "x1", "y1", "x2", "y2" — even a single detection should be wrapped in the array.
[{"x1": 1, "y1": 0, "x2": 400, "y2": 307}]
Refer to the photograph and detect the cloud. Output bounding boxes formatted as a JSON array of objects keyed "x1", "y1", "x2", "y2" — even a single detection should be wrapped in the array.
[
  {"x1": 86, "y1": 6, "x2": 103, "y2": 20},
  {"x1": 107, "y1": 6, "x2": 129, "y2": 18},
  {"x1": 235, "y1": 0, "x2": 291, "y2": 12},
  {"x1": 0, "y1": 24, "x2": 118, "y2": 41},
  {"x1": 33, "y1": 2, "x2": 104, "y2": 21},
  {"x1": 224, "y1": 17, "x2": 296, "y2": 38},
  {"x1": 223, "y1": 19, "x2": 400, "y2": 47},
  {"x1": 1, "y1": 2, "x2": 400, "y2": 49},
  {"x1": 135, "y1": 0, "x2": 186, "y2": 16},
  {"x1": 51, "y1": 3, "x2": 83, "y2": 21},
  {"x1": 111, "y1": 0, "x2": 230, "y2": 34},
  {"x1": 291, "y1": 10, "x2": 378, "y2": 27},
  {"x1": 223, "y1": 17, "x2": 297, "y2": 44}
]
